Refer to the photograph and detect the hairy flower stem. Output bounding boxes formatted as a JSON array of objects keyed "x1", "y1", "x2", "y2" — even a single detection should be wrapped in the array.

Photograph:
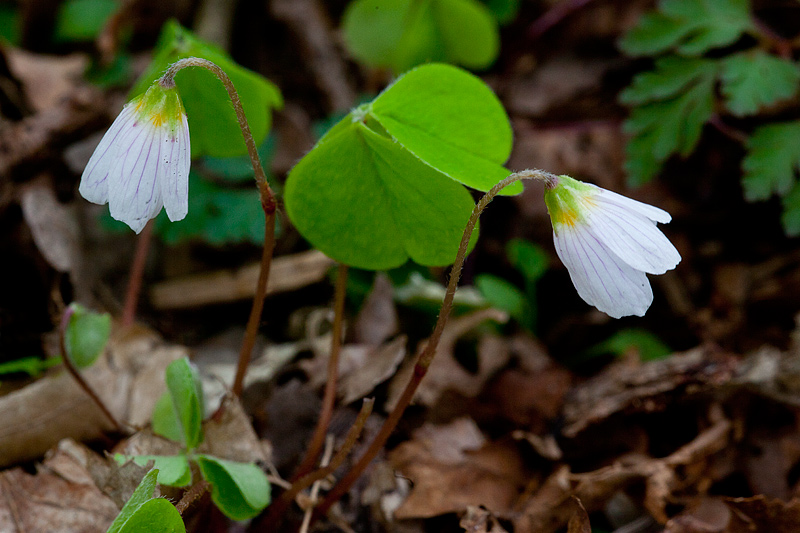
[
  {"x1": 161, "y1": 57, "x2": 278, "y2": 396},
  {"x1": 59, "y1": 308, "x2": 123, "y2": 432},
  {"x1": 292, "y1": 264, "x2": 349, "y2": 480},
  {"x1": 311, "y1": 169, "x2": 557, "y2": 523},
  {"x1": 121, "y1": 219, "x2": 153, "y2": 327}
]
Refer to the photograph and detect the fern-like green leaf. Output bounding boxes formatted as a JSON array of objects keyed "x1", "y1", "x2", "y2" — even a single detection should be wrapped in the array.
[
  {"x1": 742, "y1": 121, "x2": 800, "y2": 201},
  {"x1": 720, "y1": 51, "x2": 800, "y2": 116}
]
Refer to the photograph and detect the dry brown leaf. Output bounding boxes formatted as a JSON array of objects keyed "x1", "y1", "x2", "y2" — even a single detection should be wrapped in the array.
[
  {"x1": 391, "y1": 418, "x2": 525, "y2": 519},
  {"x1": 19, "y1": 178, "x2": 80, "y2": 274},
  {"x1": 567, "y1": 497, "x2": 591, "y2": 533},
  {"x1": 5, "y1": 49, "x2": 87, "y2": 113},
  {"x1": 726, "y1": 495, "x2": 800, "y2": 532},
  {"x1": 386, "y1": 308, "x2": 510, "y2": 410},
  {"x1": 664, "y1": 497, "x2": 731, "y2": 533},
  {"x1": 561, "y1": 346, "x2": 738, "y2": 438},
  {"x1": 339, "y1": 336, "x2": 407, "y2": 404},
  {"x1": 459, "y1": 506, "x2": 509, "y2": 533},
  {"x1": 0, "y1": 440, "x2": 119, "y2": 533},
  {"x1": 354, "y1": 273, "x2": 398, "y2": 346}
]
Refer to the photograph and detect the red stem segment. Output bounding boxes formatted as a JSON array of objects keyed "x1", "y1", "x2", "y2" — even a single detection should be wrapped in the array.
[{"x1": 121, "y1": 219, "x2": 154, "y2": 327}]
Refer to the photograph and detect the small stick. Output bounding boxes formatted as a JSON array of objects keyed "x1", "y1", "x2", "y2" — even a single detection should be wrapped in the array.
[
  {"x1": 299, "y1": 435, "x2": 335, "y2": 533},
  {"x1": 121, "y1": 219, "x2": 153, "y2": 327},
  {"x1": 59, "y1": 308, "x2": 123, "y2": 432},
  {"x1": 175, "y1": 479, "x2": 211, "y2": 515},
  {"x1": 292, "y1": 264, "x2": 349, "y2": 479}
]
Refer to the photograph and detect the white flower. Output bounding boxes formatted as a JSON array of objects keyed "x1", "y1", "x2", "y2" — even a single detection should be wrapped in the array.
[
  {"x1": 79, "y1": 82, "x2": 190, "y2": 233},
  {"x1": 544, "y1": 175, "x2": 681, "y2": 318}
]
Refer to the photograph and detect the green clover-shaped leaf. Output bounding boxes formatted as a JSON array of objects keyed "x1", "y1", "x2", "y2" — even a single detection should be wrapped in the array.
[{"x1": 196, "y1": 455, "x2": 271, "y2": 521}]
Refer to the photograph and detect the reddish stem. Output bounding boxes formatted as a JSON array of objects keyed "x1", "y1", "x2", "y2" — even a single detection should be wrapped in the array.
[{"x1": 121, "y1": 219, "x2": 153, "y2": 327}]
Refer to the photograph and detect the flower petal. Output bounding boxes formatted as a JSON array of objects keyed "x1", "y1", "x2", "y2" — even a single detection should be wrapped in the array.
[
  {"x1": 553, "y1": 225, "x2": 653, "y2": 318},
  {"x1": 160, "y1": 115, "x2": 190, "y2": 222},
  {"x1": 592, "y1": 185, "x2": 672, "y2": 224},
  {"x1": 78, "y1": 104, "x2": 138, "y2": 205},
  {"x1": 585, "y1": 200, "x2": 681, "y2": 275},
  {"x1": 107, "y1": 122, "x2": 164, "y2": 233}
]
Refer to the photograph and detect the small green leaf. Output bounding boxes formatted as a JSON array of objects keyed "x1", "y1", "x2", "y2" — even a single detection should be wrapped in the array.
[
  {"x1": 586, "y1": 328, "x2": 672, "y2": 361},
  {"x1": 112, "y1": 498, "x2": 185, "y2": 533},
  {"x1": 54, "y1": 0, "x2": 117, "y2": 43},
  {"x1": 285, "y1": 122, "x2": 477, "y2": 269},
  {"x1": 130, "y1": 20, "x2": 282, "y2": 158},
  {"x1": 506, "y1": 239, "x2": 548, "y2": 283},
  {"x1": 121, "y1": 455, "x2": 192, "y2": 487},
  {"x1": 164, "y1": 357, "x2": 204, "y2": 450},
  {"x1": 475, "y1": 274, "x2": 531, "y2": 326},
  {"x1": 342, "y1": 0, "x2": 499, "y2": 73},
  {"x1": 195, "y1": 455, "x2": 271, "y2": 521},
  {"x1": 742, "y1": 121, "x2": 800, "y2": 201},
  {"x1": 370, "y1": 63, "x2": 518, "y2": 195},
  {"x1": 720, "y1": 51, "x2": 800, "y2": 116},
  {"x1": 151, "y1": 392, "x2": 184, "y2": 443},
  {"x1": 782, "y1": 182, "x2": 800, "y2": 236},
  {"x1": 619, "y1": 0, "x2": 753, "y2": 57},
  {"x1": 64, "y1": 303, "x2": 112, "y2": 369},
  {"x1": 621, "y1": 57, "x2": 717, "y2": 185},
  {"x1": 481, "y1": 0, "x2": 520, "y2": 24},
  {"x1": 107, "y1": 469, "x2": 184, "y2": 533},
  {"x1": 0, "y1": 356, "x2": 60, "y2": 378}
]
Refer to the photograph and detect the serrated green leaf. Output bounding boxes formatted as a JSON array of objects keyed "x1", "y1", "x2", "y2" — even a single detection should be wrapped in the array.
[
  {"x1": 154, "y1": 173, "x2": 267, "y2": 246},
  {"x1": 619, "y1": 57, "x2": 717, "y2": 105},
  {"x1": 619, "y1": 0, "x2": 753, "y2": 57},
  {"x1": 164, "y1": 358, "x2": 203, "y2": 451},
  {"x1": 112, "y1": 497, "x2": 185, "y2": 533},
  {"x1": 782, "y1": 182, "x2": 800, "y2": 236},
  {"x1": 107, "y1": 469, "x2": 185, "y2": 533},
  {"x1": 195, "y1": 455, "x2": 271, "y2": 521},
  {"x1": 506, "y1": 239, "x2": 548, "y2": 283},
  {"x1": 284, "y1": 122, "x2": 477, "y2": 270},
  {"x1": 622, "y1": 58, "x2": 717, "y2": 185},
  {"x1": 721, "y1": 51, "x2": 800, "y2": 116},
  {"x1": 54, "y1": 0, "x2": 117, "y2": 43},
  {"x1": 342, "y1": 0, "x2": 499, "y2": 72},
  {"x1": 742, "y1": 121, "x2": 800, "y2": 200},
  {"x1": 130, "y1": 20, "x2": 282, "y2": 158},
  {"x1": 64, "y1": 303, "x2": 111, "y2": 369},
  {"x1": 586, "y1": 328, "x2": 672, "y2": 361},
  {"x1": 475, "y1": 274, "x2": 531, "y2": 325},
  {"x1": 370, "y1": 62, "x2": 518, "y2": 195},
  {"x1": 122, "y1": 455, "x2": 192, "y2": 487}
]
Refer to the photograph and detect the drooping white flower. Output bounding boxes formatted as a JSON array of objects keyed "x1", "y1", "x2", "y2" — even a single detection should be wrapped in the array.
[
  {"x1": 79, "y1": 82, "x2": 190, "y2": 233},
  {"x1": 543, "y1": 175, "x2": 681, "y2": 318}
]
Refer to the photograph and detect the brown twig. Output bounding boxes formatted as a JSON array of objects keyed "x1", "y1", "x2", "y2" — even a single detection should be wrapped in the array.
[
  {"x1": 175, "y1": 479, "x2": 211, "y2": 515},
  {"x1": 121, "y1": 219, "x2": 153, "y2": 327},
  {"x1": 292, "y1": 264, "x2": 349, "y2": 480},
  {"x1": 58, "y1": 308, "x2": 122, "y2": 432},
  {"x1": 527, "y1": 0, "x2": 595, "y2": 40},
  {"x1": 257, "y1": 398, "x2": 374, "y2": 531},
  {"x1": 310, "y1": 170, "x2": 557, "y2": 524},
  {"x1": 160, "y1": 58, "x2": 278, "y2": 397}
]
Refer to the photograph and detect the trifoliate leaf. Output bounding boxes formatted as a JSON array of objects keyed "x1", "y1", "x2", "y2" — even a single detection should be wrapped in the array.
[
  {"x1": 195, "y1": 455, "x2": 271, "y2": 521},
  {"x1": 131, "y1": 20, "x2": 282, "y2": 158},
  {"x1": 720, "y1": 51, "x2": 800, "y2": 116},
  {"x1": 782, "y1": 182, "x2": 800, "y2": 236},
  {"x1": 106, "y1": 469, "x2": 185, "y2": 533},
  {"x1": 151, "y1": 392, "x2": 184, "y2": 443},
  {"x1": 370, "y1": 62, "x2": 518, "y2": 194},
  {"x1": 741, "y1": 121, "x2": 800, "y2": 200},
  {"x1": 342, "y1": 0, "x2": 499, "y2": 72},
  {"x1": 163, "y1": 357, "x2": 204, "y2": 451},
  {"x1": 154, "y1": 173, "x2": 267, "y2": 246},
  {"x1": 619, "y1": 0, "x2": 753, "y2": 57},
  {"x1": 64, "y1": 303, "x2": 111, "y2": 369},
  {"x1": 621, "y1": 57, "x2": 717, "y2": 185},
  {"x1": 284, "y1": 122, "x2": 477, "y2": 270}
]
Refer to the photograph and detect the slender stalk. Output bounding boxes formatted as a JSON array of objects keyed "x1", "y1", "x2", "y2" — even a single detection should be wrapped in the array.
[
  {"x1": 292, "y1": 264, "x2": 349, "y2": 480},
  {"x1": 257, "y1": 398, "x2": 374, "y2": 531},
  {"x1": 311, "y1": 170, "x2": 557, "y2": 522},
  {"x1": 160, "y1": 58, "x2": 278, "y2": 396},
  {"x1": 59, "y1": 308, "x2": 123, "y2": 432},
  {"x1": 175, "y1": 480, "x2": 211, "y2": 515},
  {"x1": 121, "y1": 219, "x2": 154, "y2": 327},
  {"x1": 299, "y1": 436, "x2": 334, "y2": 533}
]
